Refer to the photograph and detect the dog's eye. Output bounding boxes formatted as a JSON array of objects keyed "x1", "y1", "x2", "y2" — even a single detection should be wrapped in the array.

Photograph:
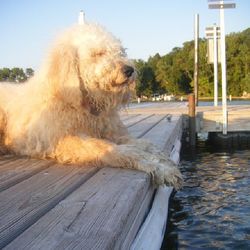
[{"x1": 91, "y1": 50, "x2": 106, "y2": 58}]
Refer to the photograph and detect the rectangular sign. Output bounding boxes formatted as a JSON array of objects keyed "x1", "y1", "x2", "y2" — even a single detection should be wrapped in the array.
[
  {"x1": 205, "y1": 26, "x2": 221, "y2": 38},
  {"x1": 208, "y1": 3, "x2": 236, "y2": 9},
  {"x1": 207, "y1": 39, "x2": 221, "y2": 64},
  {"x1": 206, "y1": 33, "x2": 221, "y2": 38},
  {"x1": 205, "y1": 26, "x2": 220, "y2": 31}
]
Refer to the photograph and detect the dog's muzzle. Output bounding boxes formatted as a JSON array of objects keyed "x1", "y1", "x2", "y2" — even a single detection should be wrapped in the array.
[{"x1": 111, "y1": 64, "x2": 135, "y2": 88}]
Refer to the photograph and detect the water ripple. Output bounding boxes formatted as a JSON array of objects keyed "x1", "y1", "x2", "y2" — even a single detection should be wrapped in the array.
[{"x1": 162, "y1": 143, "x2": 250, "y2": 250}]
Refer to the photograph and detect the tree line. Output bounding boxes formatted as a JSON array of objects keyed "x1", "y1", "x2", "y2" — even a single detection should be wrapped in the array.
[
  {"x1": 1, "y1": 28, "x2": 249, "y2": 97},
  {"x1": 0, "y1": 67, "x2": 34, "y2": 82},
  {"x1": 134, "y1": 27, "x2": 250, "y2": 98}
]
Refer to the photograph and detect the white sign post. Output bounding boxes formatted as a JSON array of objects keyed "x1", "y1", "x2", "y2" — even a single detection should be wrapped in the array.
[
  {"x1": 220, "y1": 1, "x2": 227, "y2": 134},
  {"x1": 208, "y1": 0, "x2": 236, "y2": 135},
  {"x1": 213, "y1": 25, "x2": 219, "y2": 107},
  {"x1": 206, "y1": 25, "x2": 220, "y2": 107}
]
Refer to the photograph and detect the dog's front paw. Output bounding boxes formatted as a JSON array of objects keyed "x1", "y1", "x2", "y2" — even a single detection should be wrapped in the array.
[
  {"x1": 138, "y1": 159, "x2": 182, "y2": 190},
  {"x1": 108, "y1": 144, "x2": 183, "y2": 190},
  {"x1": 152, "y1": 162, "x2": 183, "y2": 190}
]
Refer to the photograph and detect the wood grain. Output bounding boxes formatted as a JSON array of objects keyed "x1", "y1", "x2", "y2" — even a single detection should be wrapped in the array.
[
  {"x1": 0, "y1": 158, "x2": 53, "y2": 192},
  {"x1": 120, "y1": 113, "x2": 140, "y2": 122},
  {"x1": 4, "y1": 168, "x2": 150, "y2": 250},
  {"x1": 0, "y1": 156, "x2": 21, "y2": 167},
  {"x1": 196, "y1": 105, "x2": 250, "y2": 132},
  {"x1": 128, "y1": 114, "x2": 166, "y2": 138},
  {"x1": 128, "y1": 114, "x2": 182, "y2": 250},
  {"x1": 121, "y1": 186, "x2": 155, "y2": 250},
  {"x1": 0, "y1": 164, "x2": 97, "y2": 248},
  {"x1": 130, "y1": 186, "x2": 174, "y2": 250}
]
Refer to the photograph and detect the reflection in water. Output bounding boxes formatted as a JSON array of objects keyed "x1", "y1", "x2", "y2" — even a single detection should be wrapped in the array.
[{"x1": 162, "y1": 140, "x2": 250, "y2": 250}]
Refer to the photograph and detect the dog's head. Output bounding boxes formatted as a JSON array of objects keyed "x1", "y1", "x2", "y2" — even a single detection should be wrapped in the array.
[{"x1": 46, "y1": 23, "x2": 136, "y2": 113}]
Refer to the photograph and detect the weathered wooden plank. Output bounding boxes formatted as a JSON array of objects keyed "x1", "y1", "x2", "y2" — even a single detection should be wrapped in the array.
[
  {"x1": 130, "y1": 186, "x2": 173, "y2": 250},
  {"x1": 198, "y1": 111, "x2": 250, "y2": 132},
  {"x1": 4, "y1": 168, "x2": 150, "y2": 250},
  {"x1": 121, "y1": 187, "x2": 155, "y2": 250},
  {"x1": 0, "y1": 156, "x2": 21, "y2": 167},
  {"x1": 128, "y1": 114, "x2": 166, "y2": 138},
  {"x1": 120, "y1": 113, "x2": 140, "y2": 122},
  {"x1": 170, "y1": 139, "x2": 182, "y2": 164},
  {"x1": 0, "y1": 159, "x2": 53, "y2": 192},
  {"x1": 196, "y1": 105, "x2": 250, "y2": 132},
  {"x1": 0, "y1": 164, "x2": 97, "y2": 248},
  {"x1": 141, "y1": 115, "x2": 179, "y2": 150},
  {"x1": 129, "y1": 115, "x2": 182, "y2": 250},
  {"x1": 164, "y1": 116, "x2": 183, "y2": 155},
  {"x1": 122, "y1": 114, "x2": 154, "y2": 127},
  {"x1": 121, "y1": 115, "x2": 182, "y2": 249},
  {"x1": 121, "y1": 102, "x2": 187, "y2": 115}
]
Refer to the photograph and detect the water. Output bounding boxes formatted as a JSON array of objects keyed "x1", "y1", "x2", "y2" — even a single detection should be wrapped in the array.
[
  {"x1": 163, "y1": 140, "x2": 250, "y2": 250},
  {"x1": 128, "y1": 99, "x2": 250, "y2": 108},
  {"x1": 198, "y1": 100, "x2": 250, "y2": 106}
]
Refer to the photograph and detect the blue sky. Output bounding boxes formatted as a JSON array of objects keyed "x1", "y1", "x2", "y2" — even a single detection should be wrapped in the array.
[{"x1": 0, "y1": 0, "x2": 249, "y2": 69}]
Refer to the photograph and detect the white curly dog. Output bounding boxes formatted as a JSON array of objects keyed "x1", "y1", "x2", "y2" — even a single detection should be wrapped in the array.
[{"x1": 0, "y1": 23, "x2": 182, "y2": 189}]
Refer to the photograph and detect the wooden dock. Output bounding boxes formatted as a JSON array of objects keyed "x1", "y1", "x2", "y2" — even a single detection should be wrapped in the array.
[
  {"x1": 0, "y1": 103, "x2": 184, "y2": 250},
  {"x1": 196, "y1": 104, "x2": 250, "y2": 133},
  {"x1": 1, "y1": 101, "x2": 248, "y2": 249}
]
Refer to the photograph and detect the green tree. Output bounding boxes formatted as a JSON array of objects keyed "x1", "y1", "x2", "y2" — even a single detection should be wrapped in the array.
[
  {"x1": 155, "y1": 46, "x2": 192, "y2": 95},
  {"x1": 138, "y1": 27, "x2": 250, "y2": 97},
  {"x1": 25, "y1": 68, "x2": 34, "y2": 78},
  {"x1": 0, "y1": 68, "x2": 11, "y2": 81},
  {"x1": 9, "y1": 68, "x2": 27, "y2": 82},
  {"x1": 0, "y1": 67, "x2": 35, "y2": 82},
  {"x1": 134, "y1": 59, "x2": 159, "y2": 97},
  {"x1": 226, "y1": 28, "x2": 250, "y2": 96}
]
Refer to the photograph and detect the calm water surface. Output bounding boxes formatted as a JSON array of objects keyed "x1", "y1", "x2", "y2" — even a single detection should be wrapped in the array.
[
  {"x1": 198, "y1": 100, "x2": 250, "y2": 106},
  {"x1": 128, "y1": 99, "x2": 250, "y2": 108},
  {"x1": 163, "y1": 140, "x2": 250, "y2": 250}
]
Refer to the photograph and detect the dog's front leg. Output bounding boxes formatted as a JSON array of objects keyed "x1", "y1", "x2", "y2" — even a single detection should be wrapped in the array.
[
  {"x1": 52, "y1": 135, "x2": 116, "y2": 165},
  {"x1": 52, "y1": 135, "x2": 182, "y2": 189},
  {"x1": 112, "y1": 143, "x2": 182, "y2": 189},
  {"x1": 52, "y1": 135, "x2": 141, "y2": 169}
]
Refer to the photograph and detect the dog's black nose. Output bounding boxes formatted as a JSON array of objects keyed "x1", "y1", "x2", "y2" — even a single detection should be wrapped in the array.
[{"x1": 123, "y1": 65, "x2": 134, "y2": 78}]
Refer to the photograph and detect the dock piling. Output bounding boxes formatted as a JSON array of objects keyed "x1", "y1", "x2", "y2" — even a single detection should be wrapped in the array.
[{"x1": 188, "y1": 94, "x2": 196, "y2": 146}]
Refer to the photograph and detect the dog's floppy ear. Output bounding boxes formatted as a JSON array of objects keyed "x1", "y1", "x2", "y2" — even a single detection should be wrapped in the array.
[{"x1": 47, "y1": 43, "x2": 82, "y2": 106}]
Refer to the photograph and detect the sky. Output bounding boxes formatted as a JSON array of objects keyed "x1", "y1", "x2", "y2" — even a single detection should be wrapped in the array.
[{"x1": 0, "y1": 0, "x2": 249, "y2": 70}]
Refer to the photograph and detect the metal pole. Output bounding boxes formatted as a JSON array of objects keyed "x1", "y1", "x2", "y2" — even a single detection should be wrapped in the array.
[
  {"x1": 213, "y1": 24, "x2": 218, "y2": 107},
  {"x1": 220, "y1": 0, "x2": 228, "y2": 134},
  {"x1": 194, "y1": 14, "x2": 199, "y2": 106}
]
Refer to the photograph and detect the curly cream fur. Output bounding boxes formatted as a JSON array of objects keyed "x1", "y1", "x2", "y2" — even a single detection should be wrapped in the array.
[{"x1": 0, "y1": 23, "x2": 182, "y2": 189}]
